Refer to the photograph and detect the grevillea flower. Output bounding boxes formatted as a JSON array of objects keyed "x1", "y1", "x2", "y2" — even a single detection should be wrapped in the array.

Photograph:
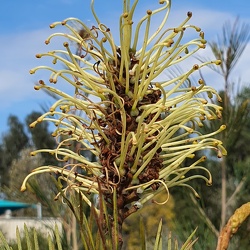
[{"x1": 22, "y1": 0, "x2": 226, "y2": 225}]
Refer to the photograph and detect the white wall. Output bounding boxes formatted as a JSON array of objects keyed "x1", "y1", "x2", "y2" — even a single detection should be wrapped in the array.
[{"x1": 0, "y1": 217, "x2": 62, "y2": 241}]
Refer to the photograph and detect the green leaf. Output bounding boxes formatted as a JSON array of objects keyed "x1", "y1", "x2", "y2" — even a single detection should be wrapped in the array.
[
  {"x1": 24, "y1": 224, "x2": 32, "y2": 250},
  {"x1": 16, "y1": 227, "x2": 22, "y2": 250},
  {"x1": 54, "y1": 224, "x2": 62, "y2": 250},
  {"x1": 180, "y1": 227, "x2": 198, "y2": 250},
  {"x1": 0, "y1": 231, "x2": 13, "y2": 250},
  {"x1": 47, "y1": 234, "x2": 54, "y2": 250},
  {"x1": 33, "y1": 228, "x2": 39, "y2": 250},
  {"x1": 139, "y1": 216, "x2": 146, "y2": 250},
  {"x1": 113, "y1": 187, "x2": 119, "y2": 250},
  {"x1": 167, "y1": 231, "x2": 172, "y2": 250},
  {"x1": 81, "y1": 210, "x2": 95, "y2": 250},
  {"x1": 153, "y1": 219, "x2": 163, "y2": 250}
]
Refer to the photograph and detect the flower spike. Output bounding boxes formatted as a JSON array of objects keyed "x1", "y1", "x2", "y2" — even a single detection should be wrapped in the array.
[{"x1": 22, "y1": 0, "x2": 226, "y2": 225}]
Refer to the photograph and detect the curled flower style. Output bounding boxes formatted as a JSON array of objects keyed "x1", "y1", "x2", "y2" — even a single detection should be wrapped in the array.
[{"x1": 22, "y1": 0, "x2": 226, "y2": 225}]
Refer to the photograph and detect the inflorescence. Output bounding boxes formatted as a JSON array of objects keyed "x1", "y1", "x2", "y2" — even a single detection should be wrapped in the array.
[{"x1": 22, "y1": 0, "x2": 226, "y2": 224}]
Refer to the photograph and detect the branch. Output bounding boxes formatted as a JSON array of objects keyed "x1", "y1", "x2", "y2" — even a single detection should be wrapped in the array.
[
  {"x1": 226, "y1": 177, "x2": 246, "y2": 207},
  {"x1": 190, "y1": 194, "x2": 219, "y2": 237}
]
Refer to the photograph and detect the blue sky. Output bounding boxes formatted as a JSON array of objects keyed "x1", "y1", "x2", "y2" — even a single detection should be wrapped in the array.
[{"x1": 0, "y1": 0, "x2": 250, "y2": 136}]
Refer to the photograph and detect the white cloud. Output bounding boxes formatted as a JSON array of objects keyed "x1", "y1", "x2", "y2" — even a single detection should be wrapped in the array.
[
  {"x1": 0, "y1": 26, "x2": 75, "y2": 110},
  {"x1": 162, "y1": 7, "x2": 250, "y2": 90},
  {"x1": 0, "y1": 29, "x2": 48, "y2": 105}
]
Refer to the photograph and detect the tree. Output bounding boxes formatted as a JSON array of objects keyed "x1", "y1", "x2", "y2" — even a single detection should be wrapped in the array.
[
  {"x1": 5, "y1": 147, "x2": 54, "y2": 217},
  {"x1": 0, "y1": 111, "x2": 59, "y2": 188},
  {"x1": 209, "y1": 18, "x2": 250, "y2": 230},
  {"x1": 4, "y1": 147, "x2": 78, "y2": 249},
  {"x1": 172, "y1": 18, "x2": 250, "y2": 249},
  {"x1": 0, "y1": 115, "x2": 29, "y2": 187},
  {"x1": 26, "y1": 111, "x2": 57, "y2": 166}
]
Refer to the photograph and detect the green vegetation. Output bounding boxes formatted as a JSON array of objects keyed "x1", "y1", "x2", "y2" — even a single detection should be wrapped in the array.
[{"x1": 0, "y1": 1, "x2": 250, "y2": 249}]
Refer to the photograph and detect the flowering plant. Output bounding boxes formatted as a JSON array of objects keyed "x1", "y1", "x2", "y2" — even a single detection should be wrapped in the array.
[{"x1": 22, "y1": 0, "x2": 226, "y2": 247}]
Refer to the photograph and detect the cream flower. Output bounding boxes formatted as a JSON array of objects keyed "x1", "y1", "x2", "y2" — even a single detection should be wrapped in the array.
[{"x1": 22, "y1": 0, "x2": 226, "y2": 222}]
